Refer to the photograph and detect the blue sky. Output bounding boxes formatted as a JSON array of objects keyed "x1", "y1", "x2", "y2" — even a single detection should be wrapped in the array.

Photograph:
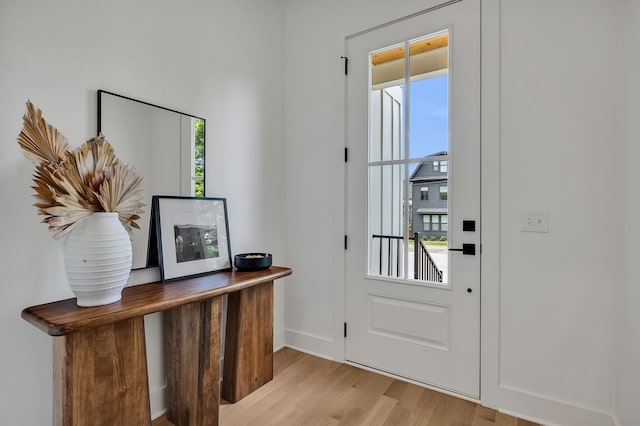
[{"x1": 409, "y1": 74, "x2": 448, "y2": 159}]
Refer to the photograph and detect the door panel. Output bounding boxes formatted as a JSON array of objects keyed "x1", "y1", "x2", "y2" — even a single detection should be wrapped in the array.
[
  {"x1": 368, "y1": 294, "x2": 451, "y2": 351},
  {"x1": 345, "y1": 0, "x2": 480, "y2": 397}
]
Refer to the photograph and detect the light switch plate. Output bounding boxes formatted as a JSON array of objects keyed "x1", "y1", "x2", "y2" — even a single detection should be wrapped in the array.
[{"x1": 521, "y1": 210, "x2": 549, "y2": 233}]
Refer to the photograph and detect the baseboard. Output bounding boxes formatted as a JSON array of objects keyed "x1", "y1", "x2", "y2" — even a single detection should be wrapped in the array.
[
  {"x1": 284, "y1": 329, "x2": 334, "y2": 360},
  {"x1": 498, "y1": 385, "x2": 616, "y2": 426},
  {"x1": 611, "y1": 413, "x2": 621, "y2": 426},
  {"x1": 274, "y1": 328, "x2": 286, "y2": 351}
]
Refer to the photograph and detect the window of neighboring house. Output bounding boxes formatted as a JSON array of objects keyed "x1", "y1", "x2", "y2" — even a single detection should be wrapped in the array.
[
  {"x1": 423, "y1": 214, "x2": 448, "y2": 231},
  {"x1": 433, "y1": 215, "x2": 441, "y2": 231},
  {"x1": 440, "y1": 185, "x2": 448, "y2": 201},
  {"x1": 420, "y1": 187, "x2": 429, "y2": 200},
  {"x1": 433, "y1": 160, "x2": 448, "y2": 173},
  {"x1": 423, "y1": 214, "x2": 431, "y2": 231}
]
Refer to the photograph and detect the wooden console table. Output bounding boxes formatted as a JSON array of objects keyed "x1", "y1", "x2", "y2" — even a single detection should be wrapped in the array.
[{"x1": 21, "y1": 266, "x2": 292, "y2": 426}]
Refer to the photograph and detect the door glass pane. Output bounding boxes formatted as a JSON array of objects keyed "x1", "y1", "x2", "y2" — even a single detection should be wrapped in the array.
[
  {"x1": 368, "y1": 31, "x2": 449, "y2": 284},
  {"x1": 369, "y1": 164, "x2": 404, "y2": 278},
  {"x1": 370, "y1": 43, "x2": 405, "y2": 163},
  {"x1": 408, "y1": 32, "x2": 449, "y2": 159},
  {"x1": 408, "y1": 32, "x2": 449, "y2": 283}
]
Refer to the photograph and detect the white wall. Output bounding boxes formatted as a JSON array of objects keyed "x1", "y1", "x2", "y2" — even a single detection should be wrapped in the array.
[
  {"x1": 491, "y1": 1, "x2": 617, "y2": 424},
  {"x1": 0, "y1": 0, "x2": 285, "y2": 424},
  {"x1": 284, "y1": 0, "x2": 626, "y2": 424},
  {"x1": 617, "y1": 1, "x2": 640, "y2": 425}
]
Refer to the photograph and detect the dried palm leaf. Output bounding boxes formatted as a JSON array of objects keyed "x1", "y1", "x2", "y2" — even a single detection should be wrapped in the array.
[
  {"x1": 30, "y1": 165, "x2": 94, "y2": 238},
  {"x1": 31, "y1": 163, "x2": 63, "y2": 212},
  {"x1": 33, "y1": 162, "x2": 92, "y2": 208},
  {"x1": 17, "y1": 101, "x2": 144, "y2": 238},
  {"x1": 43, "y1": 197, "x2": 93, "y2": 239},
  {"x1": 96, "y1": 163, "x2": 145, "y2": 234},
  {"x1": 17, "y1": 101, "x2": 69, "y2": 165},
  {"x1": 71, "y1": 135, "x2": 119, "y2": 193}
]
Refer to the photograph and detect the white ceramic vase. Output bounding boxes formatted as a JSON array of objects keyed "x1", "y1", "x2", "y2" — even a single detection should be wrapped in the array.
[{"x1": 64, "y1": 212, "x2": 132, "y2": 307}]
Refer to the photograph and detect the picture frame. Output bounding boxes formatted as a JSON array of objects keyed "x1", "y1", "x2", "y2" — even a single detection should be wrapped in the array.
[{"x1": 152, "y1": 196, "x2": 232, "y2": 282}]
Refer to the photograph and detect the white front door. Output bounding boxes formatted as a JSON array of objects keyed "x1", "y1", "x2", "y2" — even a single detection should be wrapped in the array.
[{"x1": 345, "y1": 0, "x2": 480, "y2": 398}]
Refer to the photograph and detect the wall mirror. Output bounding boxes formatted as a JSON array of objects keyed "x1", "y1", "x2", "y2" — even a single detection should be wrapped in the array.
[{"x1": 97, "y1": 90, "x2": 205, "y2": 270}]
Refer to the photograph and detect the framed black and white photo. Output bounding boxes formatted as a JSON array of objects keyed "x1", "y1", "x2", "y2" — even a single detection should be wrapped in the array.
[{"x1": 153, "y1": 196, "x2": 232, "y2": 282}]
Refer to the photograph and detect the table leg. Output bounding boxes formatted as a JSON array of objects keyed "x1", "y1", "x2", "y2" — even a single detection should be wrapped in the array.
[
  {"x1": 222, "y1": 280, "x2": 274, "y2": 403},
  {"x1": 53, "y1": 317, "x2": 151, "y2": 426},
  {"x1": 165, "y1": 298, "x2": 222, "y2": 426}
]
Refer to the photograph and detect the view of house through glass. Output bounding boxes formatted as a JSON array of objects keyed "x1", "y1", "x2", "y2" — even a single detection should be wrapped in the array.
[{"x1": 368, "y1": 30, "x2": 449, "y2": 283}]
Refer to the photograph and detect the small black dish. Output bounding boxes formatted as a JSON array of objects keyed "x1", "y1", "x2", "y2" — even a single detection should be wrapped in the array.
[{"x1": 234, "y1": 253, "x2": 272, "y2": 271}]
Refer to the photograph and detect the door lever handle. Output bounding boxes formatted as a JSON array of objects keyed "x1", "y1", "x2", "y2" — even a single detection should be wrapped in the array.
[{"x1": 450, "y1": 243, "x2": 476, "y2": 255}]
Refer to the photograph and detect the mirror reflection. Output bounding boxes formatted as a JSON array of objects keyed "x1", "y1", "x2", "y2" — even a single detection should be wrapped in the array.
[{"x1": 97, "y1": 90, "x2": 205, "y2": 269}]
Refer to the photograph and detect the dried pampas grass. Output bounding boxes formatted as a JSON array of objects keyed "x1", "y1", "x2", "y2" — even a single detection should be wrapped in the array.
[{"x1": 17, "y1": 100, "x2": 144, "y2": 238}]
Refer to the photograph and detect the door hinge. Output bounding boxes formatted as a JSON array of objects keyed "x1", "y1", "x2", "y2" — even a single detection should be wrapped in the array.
[
  {"x1": 344, "y1": 322, "x2": 347, "y2": 338},
  {"x1": 340, "y1": 56, "x2": 348, "y2": 75},
  {"x1": 344, "y1": 147, "x2": 348, "y2": 162},
  {"x1": 344, "y1": 235, "x2": 348, "y2": 250}
]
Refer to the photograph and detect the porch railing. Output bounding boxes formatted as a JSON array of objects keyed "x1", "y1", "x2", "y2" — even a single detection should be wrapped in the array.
[
  {"x1": 370, "y1": 233, "x2": 443, "y2": 282},
  {"x1": 371, "y1": 234, "x2": 403, "y2": 278},
  {"x1": 413, "y1": 232, "x2": 443, "y2": 282}
]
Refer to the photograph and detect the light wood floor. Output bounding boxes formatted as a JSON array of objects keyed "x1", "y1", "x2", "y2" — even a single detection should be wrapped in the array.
[{"x1": 154, "y1": 347, "x2": 540, "y2": 425}]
